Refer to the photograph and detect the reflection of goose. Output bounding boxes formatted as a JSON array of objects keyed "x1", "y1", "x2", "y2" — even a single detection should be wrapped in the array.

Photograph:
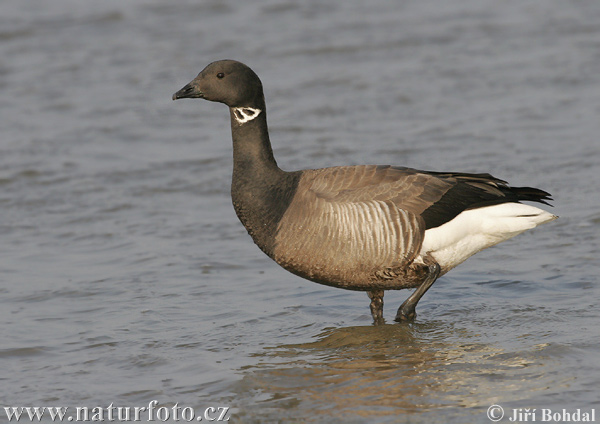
[
  {"x1": 173, "y1": 60, "x2": 557, "y2": 323},
  {"x1": 237, "y1": 324, "x2": 564, "y2": 419}
]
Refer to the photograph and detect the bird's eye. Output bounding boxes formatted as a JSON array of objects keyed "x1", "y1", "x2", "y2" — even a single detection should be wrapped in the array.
[{"x1": 217, "y1": 72, "x2": 225, "y2": 79}]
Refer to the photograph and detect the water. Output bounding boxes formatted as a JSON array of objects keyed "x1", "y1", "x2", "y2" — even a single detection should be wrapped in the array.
[{"x1": 1, "y1": 0, "x2": 599, "y2": 422}]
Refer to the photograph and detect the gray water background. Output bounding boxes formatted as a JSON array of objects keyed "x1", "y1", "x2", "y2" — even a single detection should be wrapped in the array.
[{"x1": 1, "y1": 0, "x2": 599, "y2": 423}]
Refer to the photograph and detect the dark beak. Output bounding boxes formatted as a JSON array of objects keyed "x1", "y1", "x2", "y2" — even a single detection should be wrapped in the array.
[{"x1": 172, "y1": 82, "x2": 204, "y2": 101}]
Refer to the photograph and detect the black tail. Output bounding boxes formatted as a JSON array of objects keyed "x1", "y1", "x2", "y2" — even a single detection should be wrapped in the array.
[
  {"x1": 419, "y1": 169, "x2": 555, "y2": 229},
  {"x1": 510, "y1": 186, "x2": 554, "y2": 206}
]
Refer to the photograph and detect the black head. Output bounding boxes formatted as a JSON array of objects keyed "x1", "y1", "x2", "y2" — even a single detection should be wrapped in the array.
[{"x1": 172, "y1": 60, "x2": 264, "y2": 108}]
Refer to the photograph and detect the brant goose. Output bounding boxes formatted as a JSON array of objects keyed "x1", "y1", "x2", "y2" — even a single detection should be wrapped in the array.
[{"x1": 173, "y1": 60, "x2": 557, "y2": 324}]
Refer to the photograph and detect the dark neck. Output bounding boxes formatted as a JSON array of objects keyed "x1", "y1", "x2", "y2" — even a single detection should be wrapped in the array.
[
  {"x1": 230, "y1": 102, "x2": 279, "y2": 179},
  {"x1": 228, "y1": 100, "x2": 300, "y2": 257}
]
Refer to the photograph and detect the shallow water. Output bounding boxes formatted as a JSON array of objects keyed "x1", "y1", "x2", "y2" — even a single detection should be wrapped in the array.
[{"x1": 1, "y1": 0, "x2": 599, "y2": 423}]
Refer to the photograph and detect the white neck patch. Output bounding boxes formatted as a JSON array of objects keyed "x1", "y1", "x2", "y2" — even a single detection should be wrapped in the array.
[{"x1": 232, "y1": 107, "x2": 262, "y2": 124}]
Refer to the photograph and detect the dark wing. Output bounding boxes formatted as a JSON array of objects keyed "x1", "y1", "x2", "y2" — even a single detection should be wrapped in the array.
[
  {"x1": 415, "y1": 169, "x2": 553, "y2": 229},
  {"x1": 309, "y1": 165, "x2": 552, "y2": 230}
]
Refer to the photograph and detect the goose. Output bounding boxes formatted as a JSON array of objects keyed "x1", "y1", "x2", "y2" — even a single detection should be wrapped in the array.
[{"x1": 172, "y1": 60, "x2": 557, "y2": 324}]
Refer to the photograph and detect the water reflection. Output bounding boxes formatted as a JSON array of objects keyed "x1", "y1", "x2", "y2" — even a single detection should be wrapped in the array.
[{"x1": 230, "y1": 322, "x2": 568, "y2": 423}]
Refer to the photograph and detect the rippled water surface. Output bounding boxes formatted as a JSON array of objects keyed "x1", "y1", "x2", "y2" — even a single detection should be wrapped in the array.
[{"x1": 1, "y1": 1, "x2": 599, "y2": 423}]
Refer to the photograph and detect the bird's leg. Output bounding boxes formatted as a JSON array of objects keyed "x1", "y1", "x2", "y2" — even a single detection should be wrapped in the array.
[
  {"x1": 395, "y1": 262, "x2": 440, "y2": 322},
  {"x1": 367, "y1": 290, "x2": 385, "y2": 325}
]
